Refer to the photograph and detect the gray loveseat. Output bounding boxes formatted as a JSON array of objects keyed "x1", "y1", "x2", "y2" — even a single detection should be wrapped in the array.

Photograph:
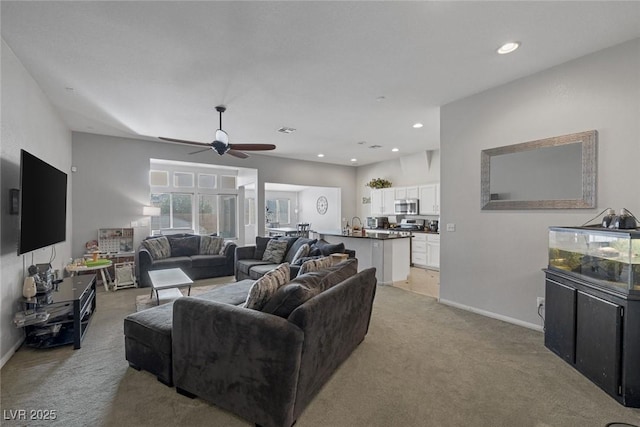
[
  {"x1": 235, "y1": 236, "x2": 354, "y2": 280},
  {"x1": 136, "y1": 233, "x2": 236, "y2": 288},
  {"x1": 172, "y1": 261, "x2": 376, "y2": 427}
]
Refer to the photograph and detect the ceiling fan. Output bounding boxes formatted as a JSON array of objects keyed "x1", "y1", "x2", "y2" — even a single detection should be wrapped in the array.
[{"x1": 159, "y1": 106, "x2": 276, "y2": 159}]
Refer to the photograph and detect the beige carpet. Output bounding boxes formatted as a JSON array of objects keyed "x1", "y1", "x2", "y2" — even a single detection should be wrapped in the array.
[
  {"x1": 135, "y1": 275, "x2": 236, "y2": 311},
  {"x1": 1, "y1": 281, "x2": 639, "y2": 427}
]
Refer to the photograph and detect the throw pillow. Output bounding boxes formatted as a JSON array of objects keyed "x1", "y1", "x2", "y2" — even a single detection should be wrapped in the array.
[
  {"x1": 291, "y1": 243, "x2": 310, "y2": 265},
  {"x1": 318, "y1": 258, "x2": 358, "y2": 291},
  {"x1": 284, "y1": 238, "x2": 316, "y2": 263},
  {"x1": 297, "y1": 255, "x2": 332, "y2": 276},
  {"x1": 244, "y1": 263, "x2": 290, "y2": 310},
  {"x1": 141, "y1": 237, "x2": 170, "y2": 260},
  {"x1": 219, "y1": 240, "x2": 233, "y2": 255},
  {"x1": 168, "y1": 235, "x2": 199, "y2": 257},
  {"x1": 199, "y1": 235, "x2": 224, "y2": 255},
  {"x1": 262, "y1": 240, "x2": 289, "y2": 263}
]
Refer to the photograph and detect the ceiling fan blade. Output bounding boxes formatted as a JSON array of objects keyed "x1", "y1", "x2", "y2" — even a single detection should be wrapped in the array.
[
  {"x1": 215, "y1": 129, "x2": 229, "y2": 145},
  {"x1": 188, "y1": 147, "x2": 212, "y2": 155},
  {"x1": 228, "y1": 143, "x2": 276, "y2": 151},
  {"x1": 159, "y1": 137, "x2": 211, "y2": 147},
  {"x1": 227, "y1": 149, "x2": 249, "y2": 159}
]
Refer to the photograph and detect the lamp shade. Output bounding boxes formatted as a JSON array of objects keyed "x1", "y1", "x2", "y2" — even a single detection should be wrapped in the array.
[{"x1": 143, "y1": 206, "x2": 161, "y2": 216}]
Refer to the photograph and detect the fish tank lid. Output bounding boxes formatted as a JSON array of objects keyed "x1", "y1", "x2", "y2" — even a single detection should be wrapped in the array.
[{"x1": 549, "y1": 225, "x2": 640, "y2": 237}]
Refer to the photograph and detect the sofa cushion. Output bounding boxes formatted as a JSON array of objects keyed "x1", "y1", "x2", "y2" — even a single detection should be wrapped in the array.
[
  {"x1": 261, "y1": 280, "x2": 322, "y2": 318},
  {"x1": 244, "y1": 263, "x2": 290, "y2": 310},
  {"x1": 190, "y1": 254, "x2": 229, "y2": 268},
  {"x1": 199, "y1": 235, "x2": 224, "y2": 255},
  {"x1": 262, "y1": 239, "x2": 289, "y2": 263},
  {"x1": 247, "y1": 263, "x2": 279, "y2": 279},
  {"x1": 318, "y1": 258, "x2": 359, "y2": 290},
  {"x1": 195, "y1": 279, "x2": 255, "y2": 306},
  {"x1": 290, "y1": 243, "x2": 310, "y2": 265},
  {"x1": 277, "y1": 236, "x2": 300, "y2": 255},
  {"x1": 284, "y1": 238, "x2": 316, "y2": 263},
  {"x1": 150, "y1": 256, "x2": 192, "y2": 271},
  {"x1": 255, "y1": 236, "x2": 272, "y2": 260},
  {"x1": 236, "y1": 259, "x2": 272, "y2": 277},
  {"x1": 298, "y1": 256, "x2": 332, "y2": 276},
  {"x1": 142, "y1": 236, "x2": 171, "y2": 260},
  {"x1": 168, "y1": 235, "x2": 200, "y2": 257},
  {"x1": 314, "y1": 240, "x2": 346, "y2": 256}
]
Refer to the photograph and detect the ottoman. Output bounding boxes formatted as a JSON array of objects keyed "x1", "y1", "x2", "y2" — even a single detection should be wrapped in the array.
[{"x1": 124, "y1": 280, "x2": 254, "y2": 386}]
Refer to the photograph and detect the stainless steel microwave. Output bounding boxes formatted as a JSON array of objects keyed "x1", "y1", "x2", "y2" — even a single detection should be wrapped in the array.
[{"x1": 394, "y1": 199, "x2": 419, "y2": 215}]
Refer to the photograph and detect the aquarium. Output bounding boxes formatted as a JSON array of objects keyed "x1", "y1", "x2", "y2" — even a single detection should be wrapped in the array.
[{"x1": 548, "y1": 226, "x2": 640, "y2": 294}]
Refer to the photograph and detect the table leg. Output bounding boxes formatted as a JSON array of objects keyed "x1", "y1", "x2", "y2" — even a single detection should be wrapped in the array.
[
  {"x1": 156, "y1": 289, "x2": 160, "y2": 306},
  {"x1": 100, "y1": 269, "x2": 109, "y2": 292},
  {"x1": 187, "y1": 285, "x2": 191, "y2": 296}
]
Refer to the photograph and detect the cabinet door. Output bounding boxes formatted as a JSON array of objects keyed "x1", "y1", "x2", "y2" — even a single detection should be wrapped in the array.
[
  {"x1": 545, "y1": 278, "x2": 577, "y2": 363},
  {"x1": 394, "y1": 187, "x2": 407, "y2": 200},
  {"x1": 406, "y1": 186, "x2": 419, "y2": 199},
  {"x1": 426, "y1": 235, "x2": 440, "y2": 268},
  {"x1": 382, "y1": 188, "x2": 395, "y2": 215},
  {"x1": 419, "y1": 185, "x2": 437, "y2": 215},
  {"x1": 575, "y1": 291, "x2": 622, "y2": 397},
  {"x1": 370, "y1": 190, "x2": 383, "y2": 215}
]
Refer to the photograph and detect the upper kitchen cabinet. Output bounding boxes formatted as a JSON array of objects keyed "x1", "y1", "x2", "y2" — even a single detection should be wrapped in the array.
[
  {"x1": 370, "y1": 188, "x2": 396, "y2": 215},
  {"x1": 395, "y1": 186, "x2": 419, "y2": 200},
  {"x1": 419, "y1": 184, "x2": 440, "y2": 215}
]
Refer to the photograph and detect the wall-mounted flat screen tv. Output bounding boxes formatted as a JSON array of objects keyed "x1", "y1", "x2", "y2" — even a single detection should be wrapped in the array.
[{"x1": 18, "y1": 150, "x2": 68, "y2": 255}]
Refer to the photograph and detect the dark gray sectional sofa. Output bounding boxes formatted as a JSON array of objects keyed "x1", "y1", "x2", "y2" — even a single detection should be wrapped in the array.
[
  {"x1": 124, "y1": 259, "x2": 377, "y2": 427},
  {"x1": 136, "y1": 233, "x2": 236, "y2": 288},
  {"x1": 235, "y1": 235, "x2": 354, "y2": 280}
]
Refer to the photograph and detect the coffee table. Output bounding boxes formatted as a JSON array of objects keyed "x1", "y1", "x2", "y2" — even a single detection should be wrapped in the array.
[{"x1": 148, "y1": 268, "x2": 193, "y2": 305}]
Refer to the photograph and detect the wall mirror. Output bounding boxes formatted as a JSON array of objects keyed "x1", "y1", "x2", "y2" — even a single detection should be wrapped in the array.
[{"x1": 481, "y1": 130, "x2": 597, "y2": 210}]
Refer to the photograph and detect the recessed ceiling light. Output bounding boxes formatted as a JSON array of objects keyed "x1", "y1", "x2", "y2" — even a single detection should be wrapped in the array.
[
  {"x1": 317, "y1": 153, "x2": 325, "y2": 158},
  {"x1": 392, "y1": 148, "x2": 399, "y2": 152},
  {"x1": 412, "y1": 123, "x2": 423, "y2": 129},
  {"x1": 350, "y1": 158, "x2": 357, "y2": 162},
  {"x1": 497, "y1": 41, "x2": 520, "y2": 55}
]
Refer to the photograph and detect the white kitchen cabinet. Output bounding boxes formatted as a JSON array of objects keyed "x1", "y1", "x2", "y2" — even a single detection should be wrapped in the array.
[
  {"x1": 370, "y1": 189, "x2": 383, "y2": 216},
  {"x1": 394, "y1": 186, "x2": 419, "y2": 200},
  {"x1": 406, "y1": 186, "x2": 419, "y2": 199},
  {"x1": 419, "y1": 183, "x2": 440, "y2": 215},
  {"x1": 426, "y1": 234, "x2": 440, "y2": 269},
  {"x1": 382, "y1": 188, "x2": 395, "y2": 215}
]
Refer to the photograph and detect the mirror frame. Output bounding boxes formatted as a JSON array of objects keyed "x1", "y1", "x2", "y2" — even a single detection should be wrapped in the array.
[{"x1": 481, "y1": 130, "x2": 597, "y2": 210}]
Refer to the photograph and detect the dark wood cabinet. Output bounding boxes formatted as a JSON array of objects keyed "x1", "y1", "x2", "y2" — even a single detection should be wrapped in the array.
[{"x1": 544, "y1": 270, "x2": 639, "y2": 407}]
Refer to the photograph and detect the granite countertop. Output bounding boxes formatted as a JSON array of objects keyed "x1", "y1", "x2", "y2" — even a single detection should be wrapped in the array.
[
  {"x1": 363, "y1": 228, "x2": 440, "y2": 235},
  {"x1": 320, "y1": 231, "x2": 412, "y2": 240}
]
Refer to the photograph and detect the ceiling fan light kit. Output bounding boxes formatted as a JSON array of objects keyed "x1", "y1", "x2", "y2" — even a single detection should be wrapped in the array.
[{"x1": 159, "y1": 105, "x2": 276, "y2": 159}]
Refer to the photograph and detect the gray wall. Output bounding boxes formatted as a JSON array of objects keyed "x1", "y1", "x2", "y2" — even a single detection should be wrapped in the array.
[
  {"x1": 71, "y1": 132, "x2": 357, "y2": 257},
  {"x1": 440, "y1": 38, "x2": 640, "y2": 329},
  {"x1": 1, "y1": 40, "x2": 73, "y2": 366}
]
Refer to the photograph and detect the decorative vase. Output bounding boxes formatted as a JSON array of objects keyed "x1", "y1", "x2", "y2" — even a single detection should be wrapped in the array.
[{"x1": 23, "y1": 276, "x2": 37, "y2": 299}]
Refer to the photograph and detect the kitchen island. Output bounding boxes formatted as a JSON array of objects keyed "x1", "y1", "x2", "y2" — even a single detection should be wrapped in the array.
[{"x1": 318, "y1": 231, "x2": 411, "y2": 285}]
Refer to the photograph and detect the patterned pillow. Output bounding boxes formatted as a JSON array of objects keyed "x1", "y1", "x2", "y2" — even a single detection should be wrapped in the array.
[
  {"x1": 200, "y1": 235, "x2": 224, "y2": 255},
  {"x1": 244, "y1": 263, "x2": 290, "y2": 310},
  {"x1": 219, "y1": 240, "x2": 233, "y2": 255},
  {"x1": 291, "y1": 243, "x2": 310, "y2": 265},
  {"x1": 141, "y1": 237, "x2": 170, "y2": 260},
  {"x1": 262, "y1": 240, "x2": 289, "y2": 263},
  {"x1": 297, "y1": 256, "x2": 332, "y2": 276}
]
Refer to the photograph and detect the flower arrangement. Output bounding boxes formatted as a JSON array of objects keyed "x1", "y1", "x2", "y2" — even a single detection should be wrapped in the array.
[{"x1": 365, "y1": 178, "x2": 392, "y2": 189}]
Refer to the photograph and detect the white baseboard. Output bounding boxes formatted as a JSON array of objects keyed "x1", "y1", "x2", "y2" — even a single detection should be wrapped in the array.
[
  {"x1": 1, "y1": 337, "x2": 24, "y2": 369},
  {"x1": 439, "y1": 298, "x2": 543, "y2": 332}
]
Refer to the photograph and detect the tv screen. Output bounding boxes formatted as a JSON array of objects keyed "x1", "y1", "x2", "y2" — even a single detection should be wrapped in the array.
[{"x1": 18, "y1": 150, "x2": 68, "y2": 255}]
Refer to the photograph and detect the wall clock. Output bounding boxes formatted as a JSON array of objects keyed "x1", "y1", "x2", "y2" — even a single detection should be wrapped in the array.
[{"x1": 316, "y1": 196, "x2": 328, "y2": 215}]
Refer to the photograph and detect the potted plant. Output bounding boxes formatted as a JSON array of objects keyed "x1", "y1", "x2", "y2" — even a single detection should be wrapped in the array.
[{"x1": 365, "y1": 178, "x2": 392, "y2": 189}]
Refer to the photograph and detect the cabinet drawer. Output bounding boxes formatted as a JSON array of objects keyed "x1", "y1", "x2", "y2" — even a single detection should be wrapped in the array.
[
  {"x1": 412, "y1": 233, "x2": 427, "y2": 242},
  {"x1": 413, "y1": 253, "x2": 427, "y2": 264},
  {"x1": 427, "y1": 234, "x2": 440, "y2": 243},
  {"x1": 412, "y1": 241, "x2": 427, "y2": 252}
]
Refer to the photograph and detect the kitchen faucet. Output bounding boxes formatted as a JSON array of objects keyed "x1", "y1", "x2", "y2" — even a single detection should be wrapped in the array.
[{"x1": 351, "y1": 216, "x2": 362, "y2": 229}]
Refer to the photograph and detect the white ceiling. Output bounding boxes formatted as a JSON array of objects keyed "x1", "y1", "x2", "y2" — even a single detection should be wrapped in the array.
[{"x1": 2, "y1": 1, "x2": 639, "y2": 166}]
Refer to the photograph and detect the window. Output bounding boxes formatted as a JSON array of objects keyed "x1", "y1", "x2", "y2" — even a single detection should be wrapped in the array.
[
  {"x1": 150, "y1": 193, "x2": 193, "y2": 230},
  {"x1": 174, "y1": 172, "x2": 194, "y2": 188},
  {"x1": 198, "y1": 174, "x2": 216, "y2": 189},
  {"x1": 266, "y1": 199, "x2": 290, "y2": 225},
  {"x1": 220, "y1": 175, "x2": 236, "y2": 190},
  {"x1": 149, "y1": 170, "x2": 169, "y2": 187},
  {"x1": 198, "y1": 194, "x2": 217, "y2": 234}
]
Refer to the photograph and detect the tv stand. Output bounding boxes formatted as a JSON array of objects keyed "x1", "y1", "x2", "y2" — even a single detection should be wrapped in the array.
[{"x1": 19, "y1": 274, "x2": 96, "y2": 349}]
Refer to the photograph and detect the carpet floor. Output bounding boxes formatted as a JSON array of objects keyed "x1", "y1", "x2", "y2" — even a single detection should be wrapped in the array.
[{"x1": 1, "y1": 278, "x2": 638, "y2": 427}]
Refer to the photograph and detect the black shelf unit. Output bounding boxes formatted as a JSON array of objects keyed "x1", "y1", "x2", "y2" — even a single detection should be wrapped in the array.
[
  {"x1": 544, "y1": 269, "x2": 640, "y2": 407},
  {"x1": 23, "y1": 275, "x2": 96, "y2": 349}
]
